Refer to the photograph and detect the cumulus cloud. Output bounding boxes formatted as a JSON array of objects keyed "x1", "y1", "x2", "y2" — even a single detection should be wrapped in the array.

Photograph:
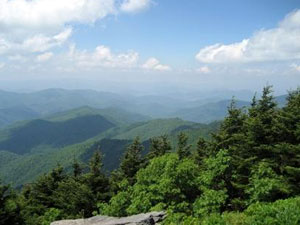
[
  {"x1": 120, "y1": 0, "x2": 151, "y2": 13},
  {"x1": 0, "y1": 0, "x2": 152, "y2": 63},
  {"x1": 0, "y1": 0, "x2": 166, "y2": 74},
  {"x1": 142, "y1": 57, "x2": 171, "y2": 71},
  {"x1": 0, "y1": 0, "x2": 116, "y2": 30},
  {"x1": 196, "y1": 10, "x2": 300, "y2": 63},
  {"x1": 196, "y1": 66, "x2": 211, "y2": 74},
  {"x1": 0, "y1": 0, "x2": 113, "y2": 62},
  {"x1": 36, "y1": 52, "x2": 54, "y2": 62},
  {"x1": 0, "y1": 0, "x2": 116, "y2": 57},
  {"x1": 67, "y1": 44, "x2": 139, "y2": 69}
]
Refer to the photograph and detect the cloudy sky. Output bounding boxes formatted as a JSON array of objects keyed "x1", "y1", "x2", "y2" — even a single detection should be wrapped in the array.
[{"x1": 0, "y1": 0, "x2": 299, "y2": 94}]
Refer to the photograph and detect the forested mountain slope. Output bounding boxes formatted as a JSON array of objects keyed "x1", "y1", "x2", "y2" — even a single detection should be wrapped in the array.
[{"x1": 0, "y1": 107, "x2": 218, "y2": 187}]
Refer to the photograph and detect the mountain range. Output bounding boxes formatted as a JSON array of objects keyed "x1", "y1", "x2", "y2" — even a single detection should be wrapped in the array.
[
  {"x1": 0, "y1": 88, "x2": 287, "y2": 128},
  {"x1": 0, "y1": 88, "x2": 289, "y2": 187},
  {"x1": 0, "y1": 106, "x2": 218, "y2": 187}
]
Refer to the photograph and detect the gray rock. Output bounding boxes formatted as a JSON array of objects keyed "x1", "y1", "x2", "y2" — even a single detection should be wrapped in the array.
[{"x1": 50, "y1": 211, "x2": 166, "y2": 225}]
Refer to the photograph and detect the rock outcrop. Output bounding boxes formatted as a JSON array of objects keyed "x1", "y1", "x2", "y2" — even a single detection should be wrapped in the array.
[{"x1": 50, "y1": 211, "x2": 166, "y2": 225}]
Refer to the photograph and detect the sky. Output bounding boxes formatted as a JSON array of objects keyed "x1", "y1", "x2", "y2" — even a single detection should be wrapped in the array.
[{"x1": 0, "y1": 0, "x2": 300, "y2": 94}]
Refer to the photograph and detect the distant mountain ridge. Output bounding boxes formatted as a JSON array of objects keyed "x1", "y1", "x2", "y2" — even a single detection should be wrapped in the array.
[{"x1": 0, "y1": 88, "x2": 288, "y2": 129}]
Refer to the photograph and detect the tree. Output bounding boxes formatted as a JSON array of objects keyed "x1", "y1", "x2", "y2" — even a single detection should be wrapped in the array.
[
  {"x1": 277, "y1": 88, "x2": 300, "y2": 144},
  {"x1": 120, "y1": 137, "x2": 144, "y2": 184},
  {"x1": 193, "y1": 149, "x2": 232, "y2": 217},
  {"x1": 85, "y1": 149, "x2": 110, "y2": 202},
  {"x1": 147, "y1": 135, "x2": 172, "y2": 160},
  {"x1": 21, "y1": 165, "x2": 66, "y2": 225},
  {"x1": 246, "y1": 86, "x2": 279, "y2": 148},
  {"x1": 102, "y1": 153, "x2": 201, "y2": 217},
  {"x1": 194, "y1": 137, "x2": 208, "y2": 165},
  {"x1": 53, "y1": 178, "x2": 95, "y2": 217},
  {"x1": 177, "y1": 132, "x2": 192, "y2": 160},
  {"x1": 212, "y1": 98, "x2": 247, "y2": 152},
  {"x1": 72, "y1": 157, "x2": 83, "y2": 178},
  {"x1": 0, "y1": 181, "x2": 23, "y2": 225},
  {"x1": 246, "y1": 161, "x2": 290, "y2": 204}
]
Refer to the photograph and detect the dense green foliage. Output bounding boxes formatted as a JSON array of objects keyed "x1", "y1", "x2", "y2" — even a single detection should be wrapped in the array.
[
  {"x1": 99, "y1": 86, "x2": 300, "y2": 224},
  {"x1": 0, "y1": 86, "x2": 299, "y2": 225},
  {"x1": 0, "y1": 114, "x2": 217, "y2": 186}
]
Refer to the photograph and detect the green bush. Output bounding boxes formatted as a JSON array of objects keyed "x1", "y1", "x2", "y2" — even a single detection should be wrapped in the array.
[{"x1": 244, "y1": 197, "x2": 300, "y2": 225}]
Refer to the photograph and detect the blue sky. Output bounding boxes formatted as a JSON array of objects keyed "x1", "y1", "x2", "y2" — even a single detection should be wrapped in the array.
[
  {"x1": 72, "y1": 0, "x2": 299, "y2": 66},
  {"x1": 0, "y1": 0, "x2": 300, "y2": 94}
]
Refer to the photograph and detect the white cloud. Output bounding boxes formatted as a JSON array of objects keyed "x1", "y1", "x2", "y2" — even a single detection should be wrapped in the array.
[
  {"x1": 120, "y1": 0, "x2": 151, "y2": 13},
  {"x1": 196, "y1": 66, "x2": 211, "y2": 74},
  {"x1": 0, "y1": 0, "x2": 116, "y2": 57},
  {"x1": 36, "y1": 52, "x2": 54, "y2": 62},
  {"x1": 23, "y1": 28, "x2": 72, "y2": 53},
  {"x1": 67, "y1": 44, "x2": 139, "y2": 69},
  {"x1": 0, "y1": 0, "x2": 116, "y2": 30},
  {"x1": 0, "y1": 63, "x2": 5, "y2": 69},
  {"x1": 0, "y1": 28, "x2": 72, "y2": 56},
  {"x1": 0, "y1": 0, "x2": 157, "y2": 74},
  {"x1": 196, "y1": 10, "x2": 300, "y2": 63},
  {"x1": 142, "y1": 57, "x2": 171, "y2": 71}
]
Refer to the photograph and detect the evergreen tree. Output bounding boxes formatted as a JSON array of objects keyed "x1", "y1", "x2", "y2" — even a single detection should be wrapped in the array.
[
  {"x1": 147, "y1": 135, "x2": 171, "y2": 160},
  {"x1": 0, "y1": 182, "x2": 23, "y2": 225},
  {"x1": 275, "y1": 88, "x2": 300, "y2": 195},
  {"x1": 21, "y1": 165, "x2": 66, "y2": 225},
  {"x1": 120, "y1": 137, "x2": 144, "y2": 184},
  {"x1": 278, "y1": 88, "x2": 300, "y2": 144},
  {"x1": 72, "y1": 157, "x2": 83, "y2": 178},
  {"x1": 86, "y1": 149, "x2": 109, "y2": 202},
  {"x1": 177, "y1": 132, "x2": 192, "y2": 160},
  {"x1": 246, "y1": 86, "x2": 279, "y2": 148},
  {"x1": 209, "y1": 99, "x2": 248, "y2": 209},
  {"x1": 53, "y1": 177, "x2": 95, "y2": 218},
  {"x1": 212, "y1": 98, "x2": 247, "y2": 152},
  {"x1": 194, "y1": 137, "x2": 208, "y2": 165}
]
